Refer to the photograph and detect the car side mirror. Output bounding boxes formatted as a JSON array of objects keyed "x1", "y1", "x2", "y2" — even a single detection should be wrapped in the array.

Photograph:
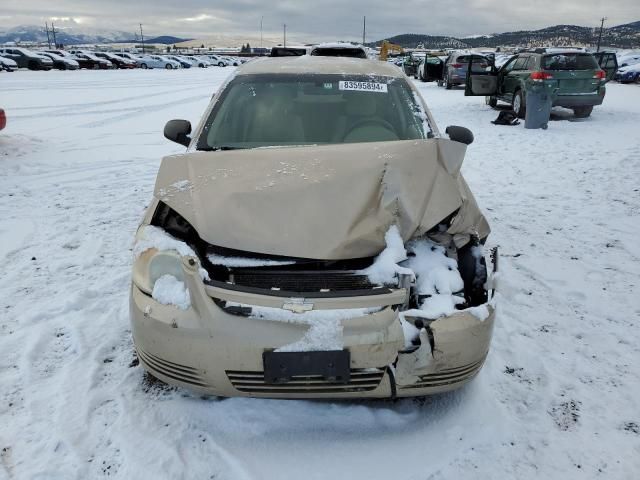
[
  {"x1": 164, "y1": 119, "x2": 192, "y2": 147},
  {"x1": 445, "y1": 125, "x2": 474, "y2": 145}
]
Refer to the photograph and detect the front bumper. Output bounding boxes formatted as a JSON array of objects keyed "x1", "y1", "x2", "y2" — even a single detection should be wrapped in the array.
[{"x1": 130, "y1": 257, "x2": 495, "y2": 399}]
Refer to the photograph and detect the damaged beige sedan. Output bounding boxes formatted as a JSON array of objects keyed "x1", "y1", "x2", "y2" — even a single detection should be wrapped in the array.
[{"x1": 130, "y1": 56, "x2": 497, "y2": 398}]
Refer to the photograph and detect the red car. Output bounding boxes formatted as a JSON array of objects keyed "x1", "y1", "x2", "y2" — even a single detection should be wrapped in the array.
[{"x1": 0, "y1": 109, "x2": 6, "y2": 131}]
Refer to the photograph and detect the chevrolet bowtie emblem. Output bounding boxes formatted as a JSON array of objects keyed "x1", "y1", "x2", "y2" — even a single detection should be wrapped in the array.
[{"x1": 282, "y1": 299, "x2": 314, "y2": 313}]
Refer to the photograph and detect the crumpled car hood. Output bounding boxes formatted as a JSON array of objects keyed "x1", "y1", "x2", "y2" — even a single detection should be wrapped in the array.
[{"x1": 154, "y1": 139, "x2": 489, "y2": 260}]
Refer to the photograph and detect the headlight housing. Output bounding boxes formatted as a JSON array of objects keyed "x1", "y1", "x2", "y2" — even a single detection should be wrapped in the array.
[{"x1": 132, "y1": 248, "x2": 185, "y2": 294}]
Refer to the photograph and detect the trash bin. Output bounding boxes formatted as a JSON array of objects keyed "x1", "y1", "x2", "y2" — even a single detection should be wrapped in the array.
[{"x1": 525, "y1": 86, "x2": 553, "y2": 130}]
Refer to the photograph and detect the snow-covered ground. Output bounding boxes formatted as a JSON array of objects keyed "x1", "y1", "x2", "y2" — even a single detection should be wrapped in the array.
[{"x1": 1, "y1": 68, "x2": 639, "y2": 479}]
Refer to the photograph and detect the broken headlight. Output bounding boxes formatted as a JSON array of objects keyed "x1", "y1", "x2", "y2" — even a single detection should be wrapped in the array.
[{"x1": 132, "y1": 248, "x2": 185, "y2": 295}]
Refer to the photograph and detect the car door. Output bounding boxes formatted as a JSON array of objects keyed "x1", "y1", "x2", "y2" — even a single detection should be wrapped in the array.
[
  {"x1": 425, "y1": 56, "x2": 444, "y2": 81},
  {"x1": 593, "y1": 52, "x2": 618, "y2": 82},
  {"x1": 464, "y1": 55, "x2": 500, "y2": 96},
  {"x1": 501, "y1": 56, "x2": 529, "y2": 97}
]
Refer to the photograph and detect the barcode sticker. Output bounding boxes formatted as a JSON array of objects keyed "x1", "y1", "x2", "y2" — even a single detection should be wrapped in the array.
[{"x1": 338, "y1": 81, "x2": 388, "y2": 93}]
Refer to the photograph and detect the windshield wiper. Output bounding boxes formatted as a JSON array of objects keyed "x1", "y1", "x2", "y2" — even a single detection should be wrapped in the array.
[{"x1": 198, "y1": 146, "x2": 245, "y2": 151}]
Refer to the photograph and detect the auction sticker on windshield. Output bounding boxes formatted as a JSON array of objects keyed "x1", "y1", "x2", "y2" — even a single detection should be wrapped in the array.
[{"x1": 339, "y1": 81, "x2": 388, "y2": 93}]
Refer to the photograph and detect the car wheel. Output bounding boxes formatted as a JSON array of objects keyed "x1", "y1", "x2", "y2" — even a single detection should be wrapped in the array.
[
  {"x1": 445, "y1": 76, "x2": 452, "y2": 90},
  {"x1": 485, "y1": 96, "x2": 498, "y2": 108},
  {"x1": 512, "y1": 90, "x2": 526, "y2": 118},
  {"x1": 165, "y1": 64, "x2": 173, "y2": 69},
  {"x1": 218, "y1": 62, "x2": 225, "y2": 67},
  {"x1": 141, "y1": 63, "x2": 148, "y2": 69},
  {"x1": 28, "y1": 61, "x2": 39, "y2": 70},
  {"x1": 573, "y1": 106, "x2": 593, "y2": 118}
]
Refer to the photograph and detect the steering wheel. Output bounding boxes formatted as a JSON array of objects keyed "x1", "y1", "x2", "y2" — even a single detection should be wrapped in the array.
[{"x1": 342, "y1": 118, "x2": 397, "y2": 141}]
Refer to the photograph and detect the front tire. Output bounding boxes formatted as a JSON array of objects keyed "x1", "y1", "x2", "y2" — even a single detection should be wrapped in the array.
[
  {"x1": 165, "y1": 64, "x2": 173, "y2": 69},
  {"x1": 486, "y1": 96, "x2": 498, "y2": 108},
  {"x1": 445, "y1": 75, "x2": 452, "y2": 90},
  {"x1": 140, "y1": 63, "x2": 148, "y2": 69},
  {"x1": 218, "y1": 62, "x2": 225, "y2": 67},
  {"x1": 512, "y1": 90, "x2": 526, "y2": 118},
  {"x1": 573, "y1": 106, "x2": 593, "y2": 118}
]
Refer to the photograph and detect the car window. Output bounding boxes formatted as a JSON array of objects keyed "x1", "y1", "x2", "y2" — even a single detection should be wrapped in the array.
[
  {"x1": 524, "y1": 57, "x2": 536, "y2": 70},
  {"x1": 501, "y1": 57, "x2": 518, "y2": 72},
  {"x1": 542, "y1": 53, "x2": 599, "y2": 71},
  {"x1": 512, "y1": 57, "x2": 528, "y2": 70},
  {"x1": 197, "y1": 74, "x2": 431, "y2": 150}
]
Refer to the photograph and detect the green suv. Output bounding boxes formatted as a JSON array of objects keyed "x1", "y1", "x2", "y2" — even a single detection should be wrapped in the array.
[{"x1": 465, "y1": 50, "x2": 617, "y2": 118}]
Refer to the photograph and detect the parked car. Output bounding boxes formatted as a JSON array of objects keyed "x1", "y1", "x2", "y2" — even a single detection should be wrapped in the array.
[
  {"x1": 614, "y1": 64, "x2": 640, "y2": 83},
  {"x1": 416, "y1": 55, "x2": 446, "y2": 82},
  {"x1": 136, "y1": 55, "x2": 180, "y2": 69},
  {"x1": 38, "y1": 52, "x2": 80, "y2": 70},
  {"x1": 93, "y1": 52, "x2": 136, "y2": 69},
  {"x1": 0, "y1": 47, "x2": 53, "y2": 70},
  {"x1": 0, "y1": 109, "x2": 5, "y2": 130},
  {"x1": 617, "y1": 53, "x2": 640, "y2": 68},
  {"x1": 184, "y1": 55, "x2": 210, "y2": 68},
  {"x1": 465, "y1": 50, "x2": 618, "y2": 118},
  {"x1": 158, "y1": 55, "x2": 186, "y2": 68},
  {"x1": 205, "y1": 54, "x2": 229, "y2": 66},
  {"x1": 310, "y1": 42, "x2": 368, "y2": 59},
  {"x1": 270, "y1": 46, "x2": 309, "y2": 57},
  {"x1": 403, "y1": 52, "x2": 426, "y2": 77},
  {"x1": 67, "y1": 50, "x2": 113, "y2": 69},
  {"x1": 0, "y1": 55, "x2": 18, "y2": 72},
  {"x1": 441, "y1": 52, "x2": 490, "y2": 89},
  {"x1": 130, "y1": 56, "x2": 496, "y2": 399}
]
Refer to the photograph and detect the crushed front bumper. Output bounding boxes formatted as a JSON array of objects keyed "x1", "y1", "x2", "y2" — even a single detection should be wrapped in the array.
[{"x1": 130, "y1": 256, "x2": 495, "y2": 399}]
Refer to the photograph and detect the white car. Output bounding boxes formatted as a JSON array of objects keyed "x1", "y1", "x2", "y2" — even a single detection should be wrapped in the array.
[
  {"x1": 184, "y1": 56, "x2": 211, "y2": 68},
  {"x1": 0, "y1": 55, "x2": 18, "y2": 72},
  {"x1": 206, "y1": 55, "x2": 229, "y2": 67},
  {"x1": 138, "y1": 55, "x2": 181, "y2": 69}
]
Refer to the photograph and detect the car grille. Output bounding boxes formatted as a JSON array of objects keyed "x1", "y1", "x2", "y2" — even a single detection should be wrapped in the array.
[
  {"x1": 226, "y1": 368, "x2": 386, "y2": 394},
  {"x1": 398, "y1": 358, "x2": 485, "y2": 390},
  {"x1": 229, "y1": 270, "x2": 378, "y2": 292},
  {"x1": 138, "y1": 348, "x2": 209, "y2": 388}
]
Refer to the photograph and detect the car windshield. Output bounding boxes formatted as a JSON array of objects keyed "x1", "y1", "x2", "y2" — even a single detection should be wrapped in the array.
[
  {"x1": 197, "y1": 73, "x2": 431, "y2": 150},
  {"x1": 542, "y1": 53, "x2": 598, "y2": 70}
]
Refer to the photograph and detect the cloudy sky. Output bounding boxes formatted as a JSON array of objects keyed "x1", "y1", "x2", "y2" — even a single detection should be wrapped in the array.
[{"x1": 2, "y1": 0, "x2": 638, "y2": 41}]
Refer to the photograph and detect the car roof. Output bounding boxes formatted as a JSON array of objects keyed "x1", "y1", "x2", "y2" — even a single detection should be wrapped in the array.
[{"x1": 236, "y1": 56, "x2": 403, "y2": 77}]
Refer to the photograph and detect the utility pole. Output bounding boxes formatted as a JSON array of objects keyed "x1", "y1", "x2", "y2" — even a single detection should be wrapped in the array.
[
  {"x1": 51, "y1": 22, "x2": 58, "y2": 48},
  {"x1": 283, "y1": 24, "x2": 286, "y2": 48},
  {"x1": 596, "y1": 17, "x2": 607, "y2": 52},
  {"x1": 45, "y1": 22, "x2": 52, "y2": 48},
  {"x1": 260, "y1": 16, "x2": 264, "y2": 50},
  {"x1": 140, "y1": 23, "x2": 145, "y2": 53},
  {"x1": 362, "y1": 16, "x2": 366, "y2": 45}
]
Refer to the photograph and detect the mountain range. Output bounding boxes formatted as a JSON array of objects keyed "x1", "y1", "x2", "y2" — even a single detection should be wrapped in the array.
[
  {"x1": 0, "y1": 25, "x2": 190, "y2": 45},
  {"x1": 1, "y1": 22, "x2": 639, "y2": 49},
  {"x1": 371, "y1": 21, "x2": 640, "y2": 50}
]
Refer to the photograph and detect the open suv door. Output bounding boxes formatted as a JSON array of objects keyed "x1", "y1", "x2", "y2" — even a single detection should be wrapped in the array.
[
  {"x1": 464, "y1": 56, "x2": 498, "y2": 96},
  {"x1": 424, "y1": 55, "x2": 445, "y2": 82},
  {"x1": 593, "y1": 52, "x2": 618, "y2": 82}
]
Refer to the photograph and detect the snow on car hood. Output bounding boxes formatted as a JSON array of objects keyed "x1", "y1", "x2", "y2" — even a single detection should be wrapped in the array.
[{"x1": 153, "y1": 138, "x2": 489, "y2": 260}]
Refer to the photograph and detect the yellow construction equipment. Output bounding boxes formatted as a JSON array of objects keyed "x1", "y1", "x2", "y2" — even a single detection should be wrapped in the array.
[{"x1": 379, "y1": 40, "x2": 404, "y2": 61}]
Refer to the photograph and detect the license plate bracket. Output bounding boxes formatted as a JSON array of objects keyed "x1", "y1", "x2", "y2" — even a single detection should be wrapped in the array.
[{"x1": 263, "y1": 350, "x2": 350, "y2": 384}]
